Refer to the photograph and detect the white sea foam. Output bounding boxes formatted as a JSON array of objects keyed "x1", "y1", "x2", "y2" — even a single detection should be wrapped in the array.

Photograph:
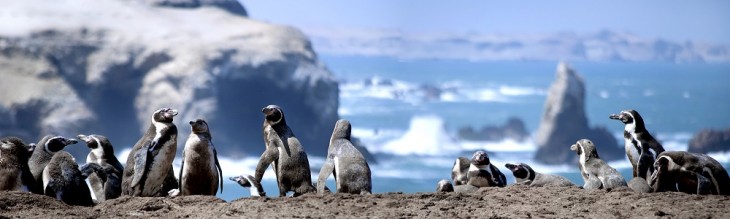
[
  {"x1": 340, "y1": 77, "x2": 545, "y2": 104},
  {"x1": 379, "y1": 115, "x2": 460, "y2": 155},
  {"x1": 498, "y1": 85, "x2": 546, "y2": 96}
]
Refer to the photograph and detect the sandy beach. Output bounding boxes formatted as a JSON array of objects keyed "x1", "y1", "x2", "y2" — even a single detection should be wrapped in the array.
[{"x1": 2, "y1": 185, "x2": 729, "y2": 218}]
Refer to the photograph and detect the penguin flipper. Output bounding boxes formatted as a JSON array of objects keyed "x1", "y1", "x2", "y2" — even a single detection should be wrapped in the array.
[
  {"x1": 316, "y1": 157, "x2": 335, "y2": 194},
  {"x1": 131, "y1": 147, "x2": 149, "y2": 188},
  {"x1": 178, "y1": 150, "x2": 184, "y2": 191},
  {"x1": 254, "y1": 147, "x2": 279, "y2": 183},
  {"x1": 213, "y1": 147, "x2": 223, "y2": 193},
  {"x1": 696, "y1": 173, "x2": 713, "y2": 195}
]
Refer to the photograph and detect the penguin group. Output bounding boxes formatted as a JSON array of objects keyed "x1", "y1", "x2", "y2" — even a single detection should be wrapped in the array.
[
  {"x1": 2, "y1": 106, "x2": 728, "y2": 207},
  {"x1": 435, "y1": 109, "x2": 729, "y2": 196},
  {"x1": 0, "y1": 104, "x2": 374, "y2": 206}
]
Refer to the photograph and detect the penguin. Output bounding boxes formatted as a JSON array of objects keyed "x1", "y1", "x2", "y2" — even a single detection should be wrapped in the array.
[
  {"x1": 570, "y1": 139, "x2": 627, "y2": 190},
  {"x1": 436, "y1": 179, "x2": 454, "y2": 192},
  {"x1": 28, "y1": 135, "x2": 78, "y2": 194},
  {"x1": 650, "y1": 151, "x2": 730, "y2": 195},
  {"x1": 627, "y1": 177, "x2": 652, "y2": 193},
  {"x1": 466, "y1": 150, "x2": 507, "y2": 188},
  {"x1": 77, "y1": 134, "x2": 123, "y2": 201},
  {"x1": 121, "y1": 107, "x2": 179, "y2": 197},
  {"x1": 0, "y1": 137, "x2": 37, "y2": 193},
  {"x1": 451, "y1": 157, "x2": 470, "y2": 186},
  {"x1": 42, "y1": 151, "x2": 94, "y2": 206},
  {"x1": 316, "y1": 119, "x2": 372, "y2": 195},
  {"x1": 230, "y1": 174, "x2": 265, "y2": 197},
  {"x1": 504, "y1": 162, "x2": 575, "y2": 187},
  {"x1": 610, "y1": 110, "x2": 665, "y2": 180},
  {"x1": 254, "y1": 105, "x2": 316, "y2": 197},
  {"x1": 178, "y1": 119, "x2": 223, "y2": 196}
]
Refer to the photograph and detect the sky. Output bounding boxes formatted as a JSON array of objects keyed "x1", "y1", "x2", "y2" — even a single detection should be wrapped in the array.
[{"x1": 239, "y1": 0, "x2": 730, "y2": 45}]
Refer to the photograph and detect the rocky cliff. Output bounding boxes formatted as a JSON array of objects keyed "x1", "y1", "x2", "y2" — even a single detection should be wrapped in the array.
[
  {"x1": 0, "y1": 0, "x2": 342, "y2": 160},
  {"x1": 534, "y1": 63, "x2": 622, "y2": 164},
  {"x1": 688, "y1": 128, "x2": 730, "y2": 154}
]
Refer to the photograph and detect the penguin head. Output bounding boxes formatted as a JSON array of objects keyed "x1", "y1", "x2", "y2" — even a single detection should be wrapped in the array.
[
  {"x1": 505, "y1": 162, "x2": 534, "y2": 180},
  {"x1": 331, "y1": 119, "x2": 352, "y2": 140},
  {"x1": 471, "y1": 150, "x2": 490, "y2": 166},
  {"x1": 44, "y1": 136, "x2": 78, "y2": 153},
  {"x1": 262, "y1": 105, "x2": 285, "y2": 125},
  {"x1": 1, "y1": 137, "x2": 32, "y2": 162},
  {"x1": 77, "y1": 134, "x2": 114, "y2": 157},
  {"x1": 436, "y1": 179, "x2": 454, "y2": 192},
  {"x1": 610, "y1": 109, "x2": 644, "y2": 126},
  {"x1": 189, "y1": 119, "x2": 210, "y2": 134},
  {"x1": 152, "y1": 108, "x2": 178, "y2": 123},
  {"x1": 571, "y1": 139, "x2": 600, "y2": 160}
]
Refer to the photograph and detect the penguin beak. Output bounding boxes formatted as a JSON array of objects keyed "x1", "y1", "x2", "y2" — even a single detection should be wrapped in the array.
[
  {"x1": 609, "y1": 114, "x2": 620, "y2": 120},
  {"x1": 262, "y1": 107, "x2": 272, "y2": 115},
  {"x1": 570, "y1": 143, "x2": 578, "y2": 152},
  {"x1": 77, "y1": 135, "x2": 91, "y2": 143},
  {"x1": 189, "y1": 121, "x2": 195, "y2": 125},
  {"x1": 66, "y1": 138, "x2": 79, "y2": 145}
]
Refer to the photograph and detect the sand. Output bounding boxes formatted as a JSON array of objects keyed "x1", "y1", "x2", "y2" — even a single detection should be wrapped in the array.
[{"x1": 1, "y1": 186, "x2": 729, "y2": 218}]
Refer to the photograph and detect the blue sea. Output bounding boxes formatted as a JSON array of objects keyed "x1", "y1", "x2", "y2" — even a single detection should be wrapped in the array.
[{"x1": 121, "y1": 56, "x2": 730, "y2": 201}]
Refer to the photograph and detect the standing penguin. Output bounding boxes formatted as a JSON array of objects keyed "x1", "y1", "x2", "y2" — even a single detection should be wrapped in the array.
[
  {"x1": 570, "y1": 139, "x2": 627, "y2": 190},
  {"x1": 121, "y1": 108, "x2": 179, "y2": 197},
  {"x1": 317, "y1": 119, "x2": 372, "y2": 195},
  {"x1": 466, "y1": 150, "x2": 507, "y2": 187},
  {"x1": 254, "y1": 105, "x2": 316, "y2": 197},
  {"x1": 43, "y1": 151, "x2": 94, "y2": 206},
  {"x1": 178, "y1": 119, "x2": 223, "y2": 196},
  {"x1": 77, "y1": 134, "x2": 124, "y2": 201},
  {"x1": 610, "y1": 110, "x2": 665, "y2": 180},
  {"x1": 28, "y1": 135, "x2": 78, "y2": 194},
  {"x1": 0, "y1": 137, "x2": 37, "y2": 193}
]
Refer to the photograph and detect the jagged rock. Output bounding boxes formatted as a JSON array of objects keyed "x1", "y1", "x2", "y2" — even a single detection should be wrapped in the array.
[
  {"x1": 457, "y1": 117, "x2": 529, "y2": 142},
  {"x1": 688, "y1": 128, "x2": 730, "y2": 153},
  {"x1": 143, "y1": 0, "x2": 248, "y2": 16},
  {"x1": 533, "y1": 63, "x2": 622, "y2": 164},
  {"x1": 0, "y1": 0, "x2": 373, "y2": 162}
]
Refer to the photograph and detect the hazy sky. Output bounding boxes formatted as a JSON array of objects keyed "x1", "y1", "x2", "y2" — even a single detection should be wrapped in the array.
[{"x1": 239, "y1": 0, "x2": 730, "y2": 44}]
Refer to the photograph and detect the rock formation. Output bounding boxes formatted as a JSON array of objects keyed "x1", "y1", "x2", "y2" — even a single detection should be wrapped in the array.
[
  {"x1": 534, "y1": 63, "x2": 622, "y2": 164},
  {"x1": 457, "y1": 117, "x2": 529, "y2": 142},
  {"x1": 0, "y1": 0, "x2": 348, "y2": 160},
  {"x1": 688, "y1": 128, "x2": 730, "y2": 154}
]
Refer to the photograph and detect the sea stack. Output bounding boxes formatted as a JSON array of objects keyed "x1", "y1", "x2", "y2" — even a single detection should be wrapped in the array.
[{"x1": 534, "y1": 62, "x2": 622, "y2": 164}]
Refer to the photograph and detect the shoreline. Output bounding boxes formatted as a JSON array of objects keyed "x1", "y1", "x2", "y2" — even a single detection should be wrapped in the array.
[{"x1": 3, "y1": 186, "x2": 729, "y2": 218}]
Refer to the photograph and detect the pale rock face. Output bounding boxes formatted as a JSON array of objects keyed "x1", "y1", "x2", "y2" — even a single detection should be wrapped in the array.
[
  {"x1": 533, "y1": 62, "x2": 621, "y2": 164},
  {"x1": 0, "y1": 0, "x2": 341, "y2": 160}
]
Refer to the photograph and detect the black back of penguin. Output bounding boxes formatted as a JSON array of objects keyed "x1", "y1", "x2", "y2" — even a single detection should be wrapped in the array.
[
  {"x1": 121, "y1": 108, "x2": 179, "y2": 197},
  {"x1": 43, "y1": 151, "x2": 94, "y2": 206}
]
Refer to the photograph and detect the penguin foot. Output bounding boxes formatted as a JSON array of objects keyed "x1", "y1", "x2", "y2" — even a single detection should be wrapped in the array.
[{"x1": 168, "y1": 189, "x2": 180, "y2": 197}]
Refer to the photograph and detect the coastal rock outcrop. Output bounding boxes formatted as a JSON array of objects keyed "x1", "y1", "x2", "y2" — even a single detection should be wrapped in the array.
[
  {"x1": 688, "y1": 128, "x2": 730, "y2": 154},
  {"x1": 457, "y1": 117, "x2": 529, "y2": 142},
  {"x1": 0, "y1": 0, "x2": 346, "y2": 160},
  {"x1": 533, "y1": 63, "x2": 622, "y2": 164}
]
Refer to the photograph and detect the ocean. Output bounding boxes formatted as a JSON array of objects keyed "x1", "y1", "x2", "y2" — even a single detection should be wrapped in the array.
[{"x1": 119, "y1": 56, "x2": 730, "y2": 201}]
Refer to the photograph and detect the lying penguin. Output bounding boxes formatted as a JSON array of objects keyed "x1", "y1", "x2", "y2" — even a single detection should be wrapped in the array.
[
  {"x1": 651, "y1": 151, "x2": 730, "y2": 195},
  {"x1": 504, "y1": 162, "x2": 575, "y2": 187},
  {"x1": 230, "y1": 174, "x2": 265, "y2": 197}
]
